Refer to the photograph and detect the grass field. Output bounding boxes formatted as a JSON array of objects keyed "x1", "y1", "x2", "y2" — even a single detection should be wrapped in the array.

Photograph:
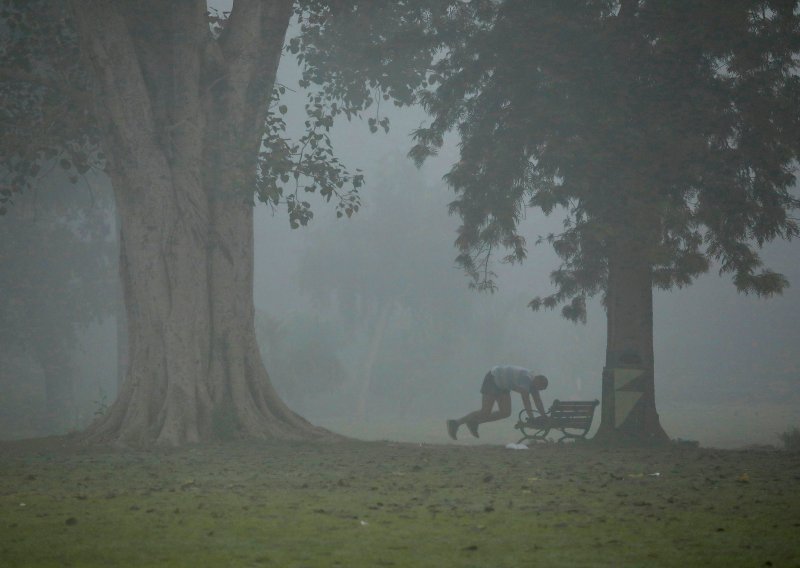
[{"x1": 1, "y1": 437, "x2": 798, "y2": 567}]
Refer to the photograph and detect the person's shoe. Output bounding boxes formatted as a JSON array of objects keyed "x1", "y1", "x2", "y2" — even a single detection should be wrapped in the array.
[
  {"x1": 446, "y1": 420, "x2": 459, "y2": 440},
  {"x1": 466, "y1": 421, "x2": 480, "y2": 438}
]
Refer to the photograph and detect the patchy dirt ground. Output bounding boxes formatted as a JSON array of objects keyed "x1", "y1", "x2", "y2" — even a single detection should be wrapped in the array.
[{"x1": 0, "y1": 437, "x2": 798, "y2": 567}]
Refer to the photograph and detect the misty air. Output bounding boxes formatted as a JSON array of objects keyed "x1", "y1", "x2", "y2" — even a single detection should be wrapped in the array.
[{"x1": 1, "y1": 1, "x2": 798, "y2": 566}]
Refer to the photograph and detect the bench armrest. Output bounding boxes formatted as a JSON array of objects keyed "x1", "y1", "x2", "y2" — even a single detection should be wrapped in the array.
[{"x1": 516, "y1": 408, "x2": 548, "y2": 429}]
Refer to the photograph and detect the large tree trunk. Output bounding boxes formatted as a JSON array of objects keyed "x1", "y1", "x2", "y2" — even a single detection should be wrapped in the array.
[
  {"x1": 594, "y1": 237, "x2": 669, "y2": 445},
  {"x1": 71, "y1": 0, "x2": 328, "y2": 446}
]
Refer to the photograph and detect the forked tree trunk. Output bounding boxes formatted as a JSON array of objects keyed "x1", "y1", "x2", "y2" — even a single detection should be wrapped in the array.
[
  {"x1": 71, "y1": 0, "x2": 329, "y2": 446},
  {"x1": 594, "y1": 237, "x2": 669, "y2": 445}
]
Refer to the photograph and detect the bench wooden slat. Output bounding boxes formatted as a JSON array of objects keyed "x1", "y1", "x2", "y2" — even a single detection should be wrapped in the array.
[
  {"x1": 549, "y1": 417, "x2": 592, "y2": 424},
  {"x1": 549, "y1": 402, "x2": 597, "y2": 409}
]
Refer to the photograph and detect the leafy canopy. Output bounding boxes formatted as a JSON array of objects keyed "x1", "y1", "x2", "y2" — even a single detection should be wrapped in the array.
[
  {"x1": 1, "y1": 1, "x2": 371, "y2": 227},
  {"x1": 298, "y1": 0, "x2": 800, "y2": 322},
  {"x1": 0, "y1": 0, "x2": 99, "y2": 214},
  {"x1": 5, "y1": 1, "x2": 799, "y2": 325}
]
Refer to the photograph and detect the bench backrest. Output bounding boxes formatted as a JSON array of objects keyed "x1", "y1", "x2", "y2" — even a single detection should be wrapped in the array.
[{"x1": 548, "y1": 399, "x2": 599, "y2": 427}]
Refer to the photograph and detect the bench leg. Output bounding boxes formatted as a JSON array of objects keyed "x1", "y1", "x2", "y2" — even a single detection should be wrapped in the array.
[
  {"x1": 555, "y1": 429, "x2": 591, "y2": 443},
  {"x1": 518, "y1": 428, "x2": 550, "y2": 444}
]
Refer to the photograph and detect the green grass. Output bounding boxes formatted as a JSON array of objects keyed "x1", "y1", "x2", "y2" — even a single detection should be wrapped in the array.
[{"x1": 1, "y1": 439, "x2": 798, "y2": 567}]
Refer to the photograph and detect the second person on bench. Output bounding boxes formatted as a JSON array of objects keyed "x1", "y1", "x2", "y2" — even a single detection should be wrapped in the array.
[{"x1": 447, "y1": 366, "x2": 549, "y2": 440}]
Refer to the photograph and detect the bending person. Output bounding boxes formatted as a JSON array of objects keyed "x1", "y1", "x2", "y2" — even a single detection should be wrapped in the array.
[{"x1": 447, "y1": 366, "x2": 548, "y2": 440}]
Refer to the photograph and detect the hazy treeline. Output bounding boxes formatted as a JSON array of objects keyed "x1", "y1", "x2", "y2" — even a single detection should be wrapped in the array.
[
  {"x1": 1, "y1": 148, "x2": 797, "y2": 443},
  {"x1": 0, "y1": 170, "x2": 116, "y2": 436}
]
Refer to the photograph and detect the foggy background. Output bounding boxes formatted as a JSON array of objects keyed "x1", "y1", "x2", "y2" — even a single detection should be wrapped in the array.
[{"x1": 1, "y1": 18, "x2": 798, "y2": 449}]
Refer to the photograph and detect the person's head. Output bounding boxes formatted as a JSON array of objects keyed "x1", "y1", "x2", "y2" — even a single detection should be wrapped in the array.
[{"x1": 530, "y1": 374, "x2": 548, "y2": 392}]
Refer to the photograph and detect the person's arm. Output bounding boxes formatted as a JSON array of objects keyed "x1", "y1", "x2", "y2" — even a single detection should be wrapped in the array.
[
  {"x1": 512, "y1": 386, "x2": 535, "y2": 417},
  {"x1": 531, "y1": 389, "x2": 547, "y2": 416}
]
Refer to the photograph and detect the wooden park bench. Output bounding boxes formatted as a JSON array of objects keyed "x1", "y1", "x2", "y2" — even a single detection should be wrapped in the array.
[{"x1": 514, "y1": 399, "x2": 599, "y2": 443}]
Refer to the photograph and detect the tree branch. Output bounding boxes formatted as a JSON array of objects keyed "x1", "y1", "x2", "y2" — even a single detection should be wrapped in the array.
[
  {"x1": 618, "y1": 0, "x2": 639, "y2": 20},
  {"x1": 215, "y1": 0, "x2": 294, "y2": 146},
  {"x1": 68, "y1": 1, "x2": 159, "y2": 147}
]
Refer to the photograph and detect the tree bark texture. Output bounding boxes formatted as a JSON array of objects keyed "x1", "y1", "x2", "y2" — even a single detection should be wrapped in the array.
[
  {"x1": 70, "y1": 0, "x2": 327, "y2": 446},
  {"x1": 595, "y1": 237, "x2": 669, "y2": 444}
]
